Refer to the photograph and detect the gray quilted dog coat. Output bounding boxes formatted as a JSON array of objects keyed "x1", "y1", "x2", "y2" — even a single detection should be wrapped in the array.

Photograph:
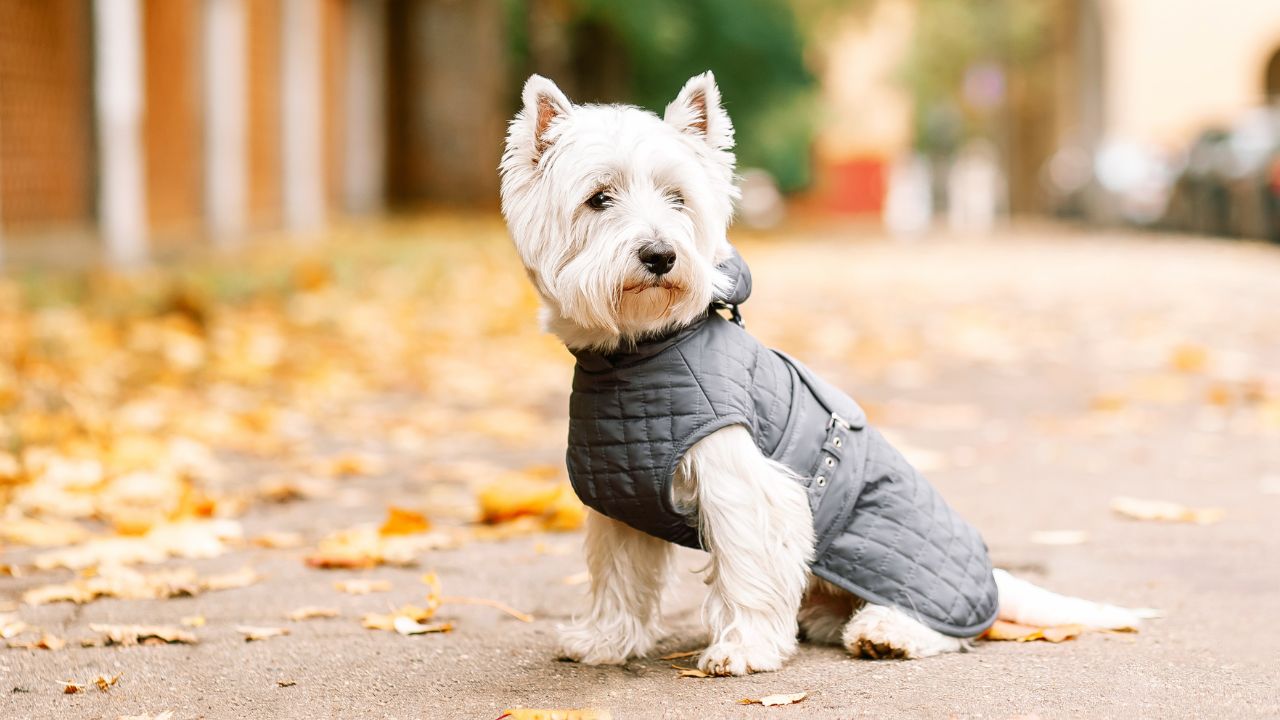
[{"x1": 566, "y1": 250, "x2": 999, "y2": 637}]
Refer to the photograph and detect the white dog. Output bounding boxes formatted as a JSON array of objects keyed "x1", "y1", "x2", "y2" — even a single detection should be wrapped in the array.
[{"x1": 499, "y1": 71, "x2": 1145, "y2": 676}]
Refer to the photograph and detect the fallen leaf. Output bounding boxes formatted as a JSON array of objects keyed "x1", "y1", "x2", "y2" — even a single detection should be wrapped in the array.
[
  {"x1": 286, "y1": 606, "x2": 339, "y2": 621},
  {"x1": 62, "y1": 681, "x2": 84, "y2": 694},
  {"x1": 1110, "y1": 496, "x2": 1225, "y2": 525},
  {"x1": 360, "y1": 604, "x2": 446, "y2": 633},
  {"x1": 23, "y1": 565, "x2": 257, "y2": 606},
  {"x1": 0, "y1": 517, "x2": 90, "y2": 547},
  {"x1": 660, "y1": 650, "x2": 699, "y2": 660},
  {"x1": 477, "y1": 471, "x2": 569, "y2": 524},
  {"x1": 982, "y1": 620, "x2": 1084, "y2": 643},
  {"x1": 95, "y1": 673, "x2": 122, "y2": 691},
  {"x1": 391, "y1": 616, "x2": 452, "y2": 636},
  {"x1": 305, "y1": 523, "x2": 456, "y2": 569},
  {"x1": 32, "y1": 519, "x2": 243, "y2": 571},
  {"x1": 673, "y1": 664, "x2": 711, "y2": 678},
  {"x1": 90, "y1": 624, "x2": 198, "y2": 646},
  {"x1": 739, "y1": 691, "x2": 808, "y2": 707},
  {"x1": 237, "y1": 625, "x2": 289, "y2": 641},
  {"x1": 277, "y1": 679, "x2": 297, "y2": 688},
  {"x1": 0, "y1": 613, "x2": 29, "y2": 639},
  {"x1": 7, "y1": 632, "x2": 65, "y2": 650},
  {"x1": 334, "y1": 578, "x2": 391, "y2": 595},
  {"x1": 1029, "y1": 530, "x2": 1089, "y2": 546},
  {"x1": 379, "y1": 506, "x2": 431, "y2": 536}
]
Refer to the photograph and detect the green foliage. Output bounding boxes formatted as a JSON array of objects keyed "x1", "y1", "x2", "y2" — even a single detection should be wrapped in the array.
[{"x1": 511, "y1": 0, "x2": 819, "y2": 191}]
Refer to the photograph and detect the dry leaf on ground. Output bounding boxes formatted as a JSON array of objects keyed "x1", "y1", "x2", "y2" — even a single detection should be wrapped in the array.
[
  {"x1": 673, "y1": 664, "x2": 711, "y2": 678},
  {"x1": 477, "y1": 470, "x2": 585, "y2": 532},
  {"x1": 23, "y1": 565, "x2": 259, "y2": 606},
  {"x1": 237, "y1": 625, "x2": 290, "y2": 641},
  {"x1": 659, "y1": 650, "x2": 699, "y2": 660},
  {"x1": 88, "y1": 624, "x2": 197, "y2": 646},
  {"x1": 498, "y1": 710, "x2": 611, "y2": 720},
  {"x1": 277, "y1": 679, "x2": 297, "y2": 687},
  {"x1": 379, "y1": 506, "x2": 431, "y2": 536},
  {"x1": 0, "y1": 613, "x2": 29, "y2": 639},
  {"x1": 286, "y1": 606, "x2": 339, "y2": 621},
  {"x1": 361, "y1": 605, "x2": 449, "y2": 634},
  {"x1": 334, "y1": 578, "x2": 391, "y2": 594},
  {"x1": 1110, "y1": 496, "x2": 1225, "y2": 524},
  {"x1": 391, "y1": 616, "x2": 452, "y2": 636},
  {"x1": 0, "y1": 517, "x2": 90, "y2": 547},
  {"x1": 32, "y1": 519, "x2": 243, "y2": 571},
  {"x1": 304, "y1": 519, "x2": 456, "y2": 569},
  {"x1": 95, "y1": 673, "x2": 122, "y2": 691},
  {"x1": 982, "y1": 620, "x2": 1085, "y2": 643},
  {"x1": 7, "y1": 632, "x2": 66, "y2": 650},
  {"x1": 739, "y1": 691, "x2": 808, "y2": 707}
]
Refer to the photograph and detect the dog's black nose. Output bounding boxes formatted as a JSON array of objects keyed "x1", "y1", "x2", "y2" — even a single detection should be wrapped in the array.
[{"x1": 639, "y1": 243, "x2": 677, "y2": 276}]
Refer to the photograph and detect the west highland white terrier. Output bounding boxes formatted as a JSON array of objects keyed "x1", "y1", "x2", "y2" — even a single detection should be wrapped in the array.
[{"x1": 499, "y1": 71, "x2": 1146, "y2": 676}]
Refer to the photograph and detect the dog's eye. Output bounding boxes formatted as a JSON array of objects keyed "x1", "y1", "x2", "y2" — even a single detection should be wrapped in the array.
[{"x1": 586, "y1": 191, "x2": 612, "y2": 210}]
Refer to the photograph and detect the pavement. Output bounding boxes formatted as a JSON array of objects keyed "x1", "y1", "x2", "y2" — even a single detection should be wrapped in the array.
[{"x1": 3, "y1": 226, "x2": 1279, "y2": 719}]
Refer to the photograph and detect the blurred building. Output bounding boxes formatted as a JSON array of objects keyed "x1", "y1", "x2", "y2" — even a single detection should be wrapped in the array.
[
  {"x1": 811, "y1": 0, "x2": 1280, "y2": 219},
  {"x1": 0, "y1": 0, "x2": 507, "y2": 262}
]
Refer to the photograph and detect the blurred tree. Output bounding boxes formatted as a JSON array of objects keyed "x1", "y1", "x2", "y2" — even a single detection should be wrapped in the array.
[
  {"x1": 900, "y1": 0, "x2": 1051, "y2": 156},
  {"x1": 509, "y1": 0, "x2": 819, "y2": 191}
]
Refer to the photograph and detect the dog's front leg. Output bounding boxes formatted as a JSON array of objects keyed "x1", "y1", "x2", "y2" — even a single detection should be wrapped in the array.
[
  {"x1": 684, "y1": 426, "x2": 815, "y2": 676},
  {"x1": 559, "y1": 509, "x2": 672, "y2": 665}
]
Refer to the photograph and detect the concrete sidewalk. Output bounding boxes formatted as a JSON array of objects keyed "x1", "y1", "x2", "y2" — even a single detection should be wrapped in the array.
[{"x1": 3, "y1": 230, "x2": 1279, "y2": 719}]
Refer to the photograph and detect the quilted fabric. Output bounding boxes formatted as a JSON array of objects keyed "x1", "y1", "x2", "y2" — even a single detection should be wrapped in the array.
[{"x1": 566, "y1": 250, "x2": 999, "y2": 637}]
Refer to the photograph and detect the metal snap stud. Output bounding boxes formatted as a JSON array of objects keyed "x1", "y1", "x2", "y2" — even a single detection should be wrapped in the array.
[
  {"x1": 824, "y1": 457, "x2": 835, "y2": 468},
  {"x1": 815, "y1": 475, "x2": 826, "y2": 487},
  {"x1": 833, "y1": 437, "x2": 843, "y2": 448}
]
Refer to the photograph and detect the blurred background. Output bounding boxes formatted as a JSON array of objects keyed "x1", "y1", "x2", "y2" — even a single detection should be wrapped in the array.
[{"x1": 4, "y1": 0, "x2": 1280, "y2": 265}]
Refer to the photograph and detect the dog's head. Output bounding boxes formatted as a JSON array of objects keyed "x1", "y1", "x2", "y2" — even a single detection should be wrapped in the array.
[{"x1": 500, "y1": 72, "x2": 740, "y2": 351}]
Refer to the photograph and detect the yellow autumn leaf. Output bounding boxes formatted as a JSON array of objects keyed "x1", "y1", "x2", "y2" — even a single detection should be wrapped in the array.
[
  {"x1": 982, "y1": 620, "x2": 1085, "y2": 643},
  {"x1": 379, "y1": 506, "x2": 431, "y2": 536}
]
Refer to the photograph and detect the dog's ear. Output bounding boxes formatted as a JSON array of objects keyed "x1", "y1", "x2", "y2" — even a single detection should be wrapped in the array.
[
  {"x1": 664, "y1": 71, "x2": 734, "y2": 151},
  {"x1": 521, "y1": 74, "x2": 572, "y2": 161}
]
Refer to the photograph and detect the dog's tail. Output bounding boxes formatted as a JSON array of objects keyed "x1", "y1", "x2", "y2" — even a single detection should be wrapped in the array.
[{"x1": 993, "y1": 569, "x2": 1159, "y2": 630}]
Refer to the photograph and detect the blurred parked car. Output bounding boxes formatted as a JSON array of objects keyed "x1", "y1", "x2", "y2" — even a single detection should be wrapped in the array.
[{"x1": 1163, "y1": 108, "x2": 1280, "y2": 240}]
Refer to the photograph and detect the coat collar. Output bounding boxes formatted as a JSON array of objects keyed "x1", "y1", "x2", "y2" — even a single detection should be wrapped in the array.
[{"x1": 571, "y1": 247, "x2": 752, "y2": 373}]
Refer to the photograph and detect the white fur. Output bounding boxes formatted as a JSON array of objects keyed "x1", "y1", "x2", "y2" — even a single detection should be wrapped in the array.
[{"x1": 502, "y1": 72, "x2": 1148, "y2": 675}]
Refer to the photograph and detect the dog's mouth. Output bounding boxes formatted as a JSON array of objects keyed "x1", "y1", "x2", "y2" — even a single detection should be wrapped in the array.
[{"x1": 622, "y1": 280, "x2": 683, "y2": 294}]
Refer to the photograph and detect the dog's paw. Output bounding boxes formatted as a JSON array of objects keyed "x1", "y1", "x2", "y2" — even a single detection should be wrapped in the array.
[
  {"x1": 557, "y1": 623, "x2": 649, "y2": 666},
  {"x1": 841, "y1": 604, "x2": 964, "y2": 660},
  {"x1": 698, "y1": 642, "x2": 783, "y2": 676}
]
